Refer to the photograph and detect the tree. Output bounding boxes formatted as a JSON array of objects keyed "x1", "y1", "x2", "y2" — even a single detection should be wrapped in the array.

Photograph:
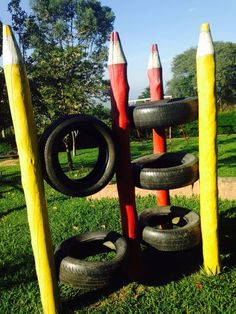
[
  {"x1": 8, "y1": 0, "x2": 115, "y2": 130},
  {"x1": 138, "y1": 87, "x2": 150, "y2": 100},
  {"x1": 0, "y1": 68, "x2": 13, "y2": 138},
  {"x1": 8, "y1": 0, "x2": 29, "y2": 61},
  {"x1": 166, "y1": 42, "x2": 236, "y2": 108}
]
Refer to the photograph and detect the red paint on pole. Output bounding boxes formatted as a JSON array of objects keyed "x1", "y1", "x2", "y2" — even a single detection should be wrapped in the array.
[
  {"x1": 108, "y1": 32, "x2": 142, "y2": 278},
  {"x1": 148, "y1": 44, "x2": 170, "y2": 206}
]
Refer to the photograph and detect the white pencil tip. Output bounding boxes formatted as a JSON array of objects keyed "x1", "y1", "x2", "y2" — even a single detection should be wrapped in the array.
[
  {"x1": 108, "y1": 32, "x2": 127, "y2": 65},
  {"x1": 148, "y1": 43, "x2": 161, "y2": 69}
]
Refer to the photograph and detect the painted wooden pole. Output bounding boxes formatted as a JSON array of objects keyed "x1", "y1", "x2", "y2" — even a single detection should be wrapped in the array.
[
  {"x1": 3, "y1": 25, "x2": 61, "y2": 313},
  {"x1": 148, "y1": 44, "x2": 170, "y2": 206},
  {"x1": 108, "y1": 32, "x2": 142, "y2": 279},
  {"x1": 196, "y1": 23, "x2": 221, "y2": 275}
]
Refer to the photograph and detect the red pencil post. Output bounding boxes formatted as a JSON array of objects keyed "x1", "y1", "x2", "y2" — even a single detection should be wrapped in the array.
[
  {"x1": 108, "y1": 32, "x2": 142, "y2": 279},
  {"x1": 148, "y1": 44, "x2": 170, "y2": 206}
]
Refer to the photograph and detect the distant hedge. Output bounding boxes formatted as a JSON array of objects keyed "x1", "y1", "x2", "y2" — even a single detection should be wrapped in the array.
[
  {"x1": 130, "y1": 108, "x2": 236, "y2": 140},
  {"x1": 177, "y1": 109, "x2": 236, "y2": 137},
  {"x1": 0, "y1": 109, "x2": 235, "y2": 155}
]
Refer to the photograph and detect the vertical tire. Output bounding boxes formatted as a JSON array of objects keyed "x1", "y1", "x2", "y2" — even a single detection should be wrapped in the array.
[{"x1": 40, "y1": 114, "x2": 117, "y2": 197}]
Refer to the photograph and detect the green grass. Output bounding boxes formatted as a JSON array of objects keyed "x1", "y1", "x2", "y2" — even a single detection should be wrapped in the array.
[
  {"x1": 0, "y1": 134, "x2": 235, "y2": 178},
  {"x1": 0, "y1": 163, "x2": 236, "y2": 313},
  {"x1": 131, "y1": 134, "x2": 236, "y2": 177},
  {"x1": 58, "y1": 147, "x2": 99, "y2": 179},
  {"x1": 0, "y1": 134, "x2": 235, "y2": 313}
]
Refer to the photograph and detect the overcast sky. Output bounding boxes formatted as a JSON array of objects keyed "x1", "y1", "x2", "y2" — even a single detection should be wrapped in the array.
[{"x1": 1, "y1": 0, "x2": 235, "y2": 99}]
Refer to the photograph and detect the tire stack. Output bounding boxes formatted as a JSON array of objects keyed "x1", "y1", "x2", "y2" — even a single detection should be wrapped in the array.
[
  {"x1": 129, "y1": 97, "x2": 201, "y2": 251},
  {"x1": 39, "y1": 115, "x2": 129, "y2": 289}
]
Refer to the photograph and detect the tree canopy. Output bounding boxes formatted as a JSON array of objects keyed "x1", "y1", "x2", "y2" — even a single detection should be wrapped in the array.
[
  {"x1": 166, "y1": 41, "x2": 236, "y2": 108},
  {"x1": 1, "y1": 0, "x2": 115, "y2": 133}
]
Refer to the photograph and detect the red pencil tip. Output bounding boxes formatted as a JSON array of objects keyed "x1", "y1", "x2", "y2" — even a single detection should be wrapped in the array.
[
  {"x1": 152, "y1": 44, "x2": 158, "y2": 53},
  {"x1": 148, "y1": 43, "x2": 161, "y2": 69},
  {"x1": 110, "y1": 31, "x2": 120, "y2": 42}
]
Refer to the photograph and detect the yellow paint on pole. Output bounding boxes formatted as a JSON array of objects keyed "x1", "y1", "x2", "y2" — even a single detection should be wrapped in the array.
[
  {"x1": 196, "y1": 23, "x2": 221, "y2": 275},
  {"x1": 3, "y1": 25, "x2": 61, "y2": 313}
]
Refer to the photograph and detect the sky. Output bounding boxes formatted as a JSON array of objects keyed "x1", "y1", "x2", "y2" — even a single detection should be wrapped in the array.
[{"x1": 1, "y1": 0, "x2": 236, "y2": 99}]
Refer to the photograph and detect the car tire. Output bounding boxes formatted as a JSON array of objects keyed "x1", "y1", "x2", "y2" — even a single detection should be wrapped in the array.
[
  {"x1": 42, "y1": 114, "x2": 116, "y2": 197},
  {"x1": 132, "y1": 152, "x2": 199, "y2": 190},
  {"x1": 139, "y1": 206, "x2": 201, "y2": 251},
  {"x1": 129, "y1": 97, "x2": 198, "y2": 129},
  {"x1": 54, "y1": 231, "x2": 129, "y2": 289}
]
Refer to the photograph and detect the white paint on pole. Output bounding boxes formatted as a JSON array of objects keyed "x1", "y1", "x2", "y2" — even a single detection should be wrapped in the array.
[
  {"x1": 3, "y1": 33, "x2": 23, "y2": 65},
  {"x1": 108, "y1": 32, "x2": 127, "y2": 65},
  {"x1": 148, "y1": 44, "x2": 161, "y2": 69},
  {"x1": 197, "y1": 23, "x2": 214, "y2": 57}
]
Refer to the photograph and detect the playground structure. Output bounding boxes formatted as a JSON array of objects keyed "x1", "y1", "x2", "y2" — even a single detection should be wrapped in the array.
[{"x1": 2, "y1": 22, "x2": 220, "y2": 314}]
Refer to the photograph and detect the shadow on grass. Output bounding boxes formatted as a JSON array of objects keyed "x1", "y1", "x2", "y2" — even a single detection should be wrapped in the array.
[
  {"x1": 0, "y1": 173, "x2": 23, "y2": 194},
  {"x1": 0, "y1": 204, "x2": 26, "y2": 219},
  {"x1": 60, "y1": 244, "x2": 203, "y2": 313},
  {"x1": 0, "y1": 255, "x2": 36, "y2": 290},
  {"x1": 60, "y1": 208, "x2": 236, "y2": 312},
  {"x1": 140, "y1": 244, "x2": 202, "y2": 286},
  {"x1": 219, "y1": 206, "x2": 236, "y2": 268},
  {"x1": 60, "y1": 278, "x2": 129, "y2": 313}
]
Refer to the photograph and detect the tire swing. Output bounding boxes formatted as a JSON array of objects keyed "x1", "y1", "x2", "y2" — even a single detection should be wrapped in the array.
[
  {"x1": 39, "y1": 115, "x2": 129, "y2": 289},
  {"x1": 39, "y1": 114, "x2": 117, "y2": 197},
  {"x1": 129, "y1": 97, "x2": 201, "y2": 251}
]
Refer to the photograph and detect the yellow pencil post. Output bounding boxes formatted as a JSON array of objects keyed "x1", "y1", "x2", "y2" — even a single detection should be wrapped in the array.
[
  {"x1": 2, "y1": 25, "x2": 61, "y2": 313},
  {"x1": 196, "y1": 23, "x2": 221, "y2": 275}
]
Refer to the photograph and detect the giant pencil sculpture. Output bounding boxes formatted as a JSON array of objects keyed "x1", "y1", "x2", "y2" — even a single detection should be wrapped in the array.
[
  {"x1": 197, "y1": 23, "x2": 221, "y2": 274},
  {"x1": 108, "y1": 32, "x2": 142, "y2": 279},
  {"x1": 148, "y1": 44, "x2": 170, "y2": 206},
  {"x1": 3, "y1": 25, "x2": 61, "y2": 313}
]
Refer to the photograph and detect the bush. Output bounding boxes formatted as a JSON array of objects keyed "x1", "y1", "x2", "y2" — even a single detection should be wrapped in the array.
[
  {"x1": 130, "y1": 108, "x2": 236, "y2": 140},
  {"x1": 0, "y1": 137, "x2": 16, "y2": 156}
]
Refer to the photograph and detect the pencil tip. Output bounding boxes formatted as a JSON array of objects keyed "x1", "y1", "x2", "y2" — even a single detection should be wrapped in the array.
[
  {"x1": 200, "y1": 23, "x2": 210, "y2": 32},
  {"x1": 108, "y1": 31, "x2": 127, "y2": 65}
]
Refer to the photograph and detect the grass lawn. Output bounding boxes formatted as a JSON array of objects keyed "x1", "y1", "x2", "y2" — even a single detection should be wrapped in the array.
[
  {"x1": 131, "y1": 134, "x2": 236, "y2": 177},
  {"x1": 13, "y1": 134, "x2": 235, "y2": 180},
  {"x1": 0, "y1": 155, "x2": 236, "y2": 313}
]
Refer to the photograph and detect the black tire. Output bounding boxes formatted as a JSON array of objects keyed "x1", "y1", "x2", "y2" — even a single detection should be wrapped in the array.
[
  {"x1": 132, "y1": 152, "x2": 198, "y2": 190},
  {"x1": 129, "y1": 97, "x2": 198, "y2": 128},
  {"x1": 39, "y1": 115, "x2": 70, "y2": 191},
  {"x1": 43, "y1": 114, "x2": 116, "y2": 197},
  {"x1": 139, "y1": 206, "x2": 201, "y2": 251},
  {"x1": 54, "y1": 231, "x2": 129, "y2": 289}
]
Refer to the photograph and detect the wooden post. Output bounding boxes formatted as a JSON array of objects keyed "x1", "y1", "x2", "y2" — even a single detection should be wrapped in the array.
[
  {"x1": 3, "y1": 25, "x2": 61, "y2": 313},
  {"x1": 148, "y1": 44, "x2": 170, "y2": 206},
  {"x1": 108, "y1": 32, "x2": 142, "y2": 279},
  {"x1": 196, "y1": 23, "x2": 221, "y2": 274}
]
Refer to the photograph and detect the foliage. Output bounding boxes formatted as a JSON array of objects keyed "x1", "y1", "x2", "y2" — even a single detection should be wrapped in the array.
[
  {"x1": 1, "y1": 133, "x2": 235, "y2": 177},
  {"x1": 138, "y1": 87, "x2": 150, "y2": 100},
  {"x1": 8, "y1": 0, "x2": 29, "y2": 61},
  {"x1": 166, "y1": 42, "x2": 236, "y2": 108},
  {"x1": 4, "y1": 0, "x2": 115, "y2": 133},
  {"x1": 0, "y1": 69, "x2": 13, "y2": 137}
]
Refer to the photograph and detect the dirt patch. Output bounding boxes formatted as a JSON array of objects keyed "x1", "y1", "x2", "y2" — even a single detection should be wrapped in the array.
[
  {"x1": 0, "y1": 159, "x2": 19, "y2": 167},
  {"x1": 88, "y1": 178, "x2": 236, "y2": 201}
]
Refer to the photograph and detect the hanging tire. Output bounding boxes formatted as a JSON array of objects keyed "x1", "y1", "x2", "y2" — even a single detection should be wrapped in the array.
[
  {"x1": 39, "y1": 115, "x2": 70, "y2": 191},
  {"x1": 42, "y1": 114, "x2": 116, "y2": 197},
  {"x1": 139, "y1": 206, "x2": 201, "y2": 251},
  {"x1": 54, "y1": 231, "x2": 129, "y2": 289},
  {"x1": 132, "y1": 152, "x2": 198, "y2": 190},
  {"x1": 129, "y1": 97, "x2": 198, "y2": 129}
]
